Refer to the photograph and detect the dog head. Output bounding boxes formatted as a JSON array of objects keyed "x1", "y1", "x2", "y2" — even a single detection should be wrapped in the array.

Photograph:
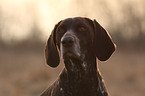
[{"x1": 45, "y1": 17, "x2": 116, "y2": 68}]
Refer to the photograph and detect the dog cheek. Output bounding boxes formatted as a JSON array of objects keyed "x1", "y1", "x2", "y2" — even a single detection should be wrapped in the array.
[{"x1": 80, "y1": 40, "x2": 88, "y2": 51}]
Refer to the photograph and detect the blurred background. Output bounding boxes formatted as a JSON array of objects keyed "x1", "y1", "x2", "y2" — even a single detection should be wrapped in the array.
[{"x1": 0, "y1": 0, "x2": 145, "y2": 96}]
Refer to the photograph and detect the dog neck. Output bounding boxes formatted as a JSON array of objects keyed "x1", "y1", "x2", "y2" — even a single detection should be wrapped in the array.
[{"x1": 60, "y1": 54, "x2": 101, "y2": 95}]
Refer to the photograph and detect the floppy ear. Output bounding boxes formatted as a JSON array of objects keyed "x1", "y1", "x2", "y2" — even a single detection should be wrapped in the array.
[
  {"x1": 45, "y1": 21, "x2": 62, "y2": 67},
  {"x1": 93, "y1": 19, "x2": 116, "y2": 61}
]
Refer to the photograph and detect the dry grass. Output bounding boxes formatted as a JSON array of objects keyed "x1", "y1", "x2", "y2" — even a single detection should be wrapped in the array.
[{"x1": 0, "y1": 43, "x2": 145, "y2": 96}]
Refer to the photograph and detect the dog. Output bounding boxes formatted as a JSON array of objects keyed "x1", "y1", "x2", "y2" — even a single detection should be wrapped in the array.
[{"x1": 41, "y1": 17, "x2": 116, "y2": 96}]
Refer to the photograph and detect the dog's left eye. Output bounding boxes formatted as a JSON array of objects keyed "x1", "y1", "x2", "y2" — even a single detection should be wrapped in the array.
[{"x1": 78, "y1": 26, "x2": 87, "y2": 32}]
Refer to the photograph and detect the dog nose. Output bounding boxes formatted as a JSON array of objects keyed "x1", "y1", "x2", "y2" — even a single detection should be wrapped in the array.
[{"x1": 61, "y1": 36, "x2": 74, "y2": 47}]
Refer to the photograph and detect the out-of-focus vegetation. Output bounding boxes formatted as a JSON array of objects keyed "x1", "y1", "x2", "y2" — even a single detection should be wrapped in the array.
[
  {"x1": 0, "y1": 0, "x2": 145, "y2": 96},
  {"x1": 109, "y1": 1, "x2": 145, "y2": 51},
  {"x1": 0, "y1": 0, "x2": 144, "y2": 50}
]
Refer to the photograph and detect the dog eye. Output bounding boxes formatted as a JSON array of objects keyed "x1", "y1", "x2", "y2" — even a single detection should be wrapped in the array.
[
  {"x1": 78, "y1": 26, "x2": 86, "y2": 32},
  {"x1": 58, "y1": 28, "x2": 65, "y2": 33}
]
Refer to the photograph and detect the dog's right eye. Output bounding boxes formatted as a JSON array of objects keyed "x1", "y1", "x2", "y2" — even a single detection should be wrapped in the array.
[
  {"x1": 58, "y1": 28, "x2": 65, "y2": 34},
  {"x1": 59, "y1": 29, "x2": 64, "y2": 33}
]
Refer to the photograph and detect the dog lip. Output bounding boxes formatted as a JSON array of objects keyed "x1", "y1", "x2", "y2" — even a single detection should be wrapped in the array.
[
  {"x1": 63, "y1": 50, "x2": 81, "y2": 59},
  {"x1": 62, "y1": 47, "x2": 73, "y2": 52},
  {"x1": 63, "y1": 50, "x2": 74, "y2": 56}
]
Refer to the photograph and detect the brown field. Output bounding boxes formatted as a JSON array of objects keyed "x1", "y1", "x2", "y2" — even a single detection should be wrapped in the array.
[{"x1": 0, "y1": 42, "x2": 145, "y2": 96}]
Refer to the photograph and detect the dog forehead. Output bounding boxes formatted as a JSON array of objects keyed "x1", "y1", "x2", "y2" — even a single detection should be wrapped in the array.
[
  {"x1": 57, "y1": 17, "x2": 94, "y2": 40},
  {"x1": 60, "y1": 17, "x2": 88, "y2": 27}
]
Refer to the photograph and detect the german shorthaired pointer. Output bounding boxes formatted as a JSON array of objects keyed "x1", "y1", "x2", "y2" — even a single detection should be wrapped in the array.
[{"x1": 41, "y1": 17, "x2": 116, "y2": 96}]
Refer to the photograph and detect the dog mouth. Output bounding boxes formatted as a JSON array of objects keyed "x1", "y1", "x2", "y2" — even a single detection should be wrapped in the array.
[
  {"x1": 60, "y1": 42, "x2": 86, "y2": 71},
  {"x1": 62, "y1": 48, "x2": 86, "y2": 72},
  {"x1": 63, "y1": 49, "x2": 81, "y2": 60}
]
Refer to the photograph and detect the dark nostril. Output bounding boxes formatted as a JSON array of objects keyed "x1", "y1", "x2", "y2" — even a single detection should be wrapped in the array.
[{"x1": 61, "y1": 36, "x2": 74, "y2": 47}]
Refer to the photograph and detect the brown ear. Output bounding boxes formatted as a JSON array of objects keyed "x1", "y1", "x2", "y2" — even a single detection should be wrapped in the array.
[
  {"x1": 93, "y1": 19, "x2": 116, "y2": 61},
  {"x1": 45, "y1": 21, "x2": 62, "y2": 67}
]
